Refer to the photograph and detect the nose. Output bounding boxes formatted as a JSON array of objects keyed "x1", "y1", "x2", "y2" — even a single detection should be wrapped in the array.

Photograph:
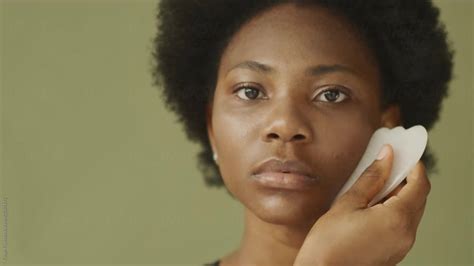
[{"x1": 261, "y1": 99, "x2": 313, "y2": 144}]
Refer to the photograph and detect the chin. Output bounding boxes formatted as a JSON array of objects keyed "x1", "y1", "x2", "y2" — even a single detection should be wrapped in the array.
[{"x1": 246, "y1": 191, "x2": 330, "y2": 227}]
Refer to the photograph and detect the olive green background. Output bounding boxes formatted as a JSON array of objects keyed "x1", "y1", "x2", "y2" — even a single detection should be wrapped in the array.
[{"x1": 0, "y1": 0, "x2": 472, "y2": 265}]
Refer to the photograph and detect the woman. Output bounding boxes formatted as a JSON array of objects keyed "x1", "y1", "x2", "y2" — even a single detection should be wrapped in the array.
[{"x1": 153, "y1": 0, "x2": 454, "y2": 265}]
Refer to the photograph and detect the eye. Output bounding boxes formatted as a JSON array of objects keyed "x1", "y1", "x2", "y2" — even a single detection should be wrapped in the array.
[
  {"x1": 234, "y1": 84, "x2": 266, "y2": 101},
  {"x1": 314, "y1": 87, "x2": 349, "y2": 103}
]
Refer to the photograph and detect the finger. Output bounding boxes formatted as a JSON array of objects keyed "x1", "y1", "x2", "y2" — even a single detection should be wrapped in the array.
[
  {"x1": 336, "y1": 144, "x2": 394, "y2": 210},
  {"x1": 378, "y1": 179, "x2": 406, "y2": 203},
  {"x1": 384, "y1": 161, "x2": 431, "y2": 212},
  {"x1": 387, "y1": 179, "x2": 407, "y2": 198},
  {"x1": 411, "y1": 197, "x2": 428, "y2": 229},
  {"x1": 388, "y1": 178, "x2": 407, "y2": 197}
]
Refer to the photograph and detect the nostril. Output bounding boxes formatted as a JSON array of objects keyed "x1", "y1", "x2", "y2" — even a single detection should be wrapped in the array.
[
  {"x1": 293, "y1": 134, "x2": 305, "y2": 140},
  {"x1": 268, "y1": 133, "x2": 279, "y2": 139}
]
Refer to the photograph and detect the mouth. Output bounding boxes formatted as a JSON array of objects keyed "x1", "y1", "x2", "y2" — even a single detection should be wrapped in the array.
[{"x1": 251, "y1": 158, "x2": 318, "y2": 190}]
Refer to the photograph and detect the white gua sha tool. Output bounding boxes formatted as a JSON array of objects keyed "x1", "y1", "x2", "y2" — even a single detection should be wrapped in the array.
[{"x1": 334, "y1": 125, "x2": 428, "y2": 207}]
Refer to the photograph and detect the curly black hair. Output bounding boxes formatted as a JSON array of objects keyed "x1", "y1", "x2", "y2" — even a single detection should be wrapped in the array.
[{"x1": 152, "y1": 0, "x2": 454, "y2": 187}]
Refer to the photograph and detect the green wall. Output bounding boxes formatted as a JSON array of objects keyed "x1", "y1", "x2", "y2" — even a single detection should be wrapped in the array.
[{"x1": 0, "y1": 0, "x2": 472, "y2": 265}]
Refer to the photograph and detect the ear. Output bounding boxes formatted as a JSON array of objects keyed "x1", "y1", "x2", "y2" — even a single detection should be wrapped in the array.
[
  {"x1": 206, "y1": 103, "x2": 217, "y2": 153},
  {"x1": 380, "y1": 104, "x2": 401, "y2": 128}
]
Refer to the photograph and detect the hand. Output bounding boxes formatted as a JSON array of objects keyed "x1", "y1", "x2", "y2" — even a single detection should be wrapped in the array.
[{"x1": 294, "y1": 144, "x2": 431, "y2": 266}]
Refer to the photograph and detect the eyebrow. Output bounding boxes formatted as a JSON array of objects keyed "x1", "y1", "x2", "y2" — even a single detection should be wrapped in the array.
[{"x1": 226, "y1": 60, "x2": 357, "y2": 77}]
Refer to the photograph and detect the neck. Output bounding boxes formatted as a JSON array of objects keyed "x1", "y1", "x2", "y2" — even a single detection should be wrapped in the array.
[{"x1": 221, "y1": 208, "x2": 314, "y2": 266}]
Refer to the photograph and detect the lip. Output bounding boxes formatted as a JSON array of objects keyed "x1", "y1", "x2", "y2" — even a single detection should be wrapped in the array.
[
  {"x1": 251, "y1": 158, "x2": 318, "y2": 190},
  {"x1": 251, "y1": 172, "x2": 317, "y2": 190}
]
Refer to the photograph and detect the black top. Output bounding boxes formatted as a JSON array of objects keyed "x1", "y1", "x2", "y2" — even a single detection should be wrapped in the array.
[{"x1": 204, "y1": 259, "x2": 220, "y2": 266}]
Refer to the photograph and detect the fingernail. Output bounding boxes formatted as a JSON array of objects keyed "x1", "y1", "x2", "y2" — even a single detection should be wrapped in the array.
[{"x1": 376, "y1": 145, "x2": 389, "y2": 160}]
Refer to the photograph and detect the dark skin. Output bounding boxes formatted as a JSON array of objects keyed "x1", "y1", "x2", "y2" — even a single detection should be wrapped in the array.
[{"x1": 206, "y1": 3, "x2": 428, "y2": 266}]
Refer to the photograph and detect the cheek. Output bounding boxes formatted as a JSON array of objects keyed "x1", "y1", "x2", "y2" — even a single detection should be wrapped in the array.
[
  {"x1": 316, "y1": 111, "x2": 377, "y2": 193},
  {"x1": 212, "y1": 112, "x2": 254, "y2": 190}
]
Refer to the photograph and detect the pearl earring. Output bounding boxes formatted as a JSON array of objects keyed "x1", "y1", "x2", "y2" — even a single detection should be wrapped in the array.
[{"x1": 213, "y1": 152, "x2": 218, "y2": 164}]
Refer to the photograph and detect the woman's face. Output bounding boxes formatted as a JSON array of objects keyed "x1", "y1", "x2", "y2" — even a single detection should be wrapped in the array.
[{"x1": 207, "y1": 3, "x2": 399, "y2": 227}]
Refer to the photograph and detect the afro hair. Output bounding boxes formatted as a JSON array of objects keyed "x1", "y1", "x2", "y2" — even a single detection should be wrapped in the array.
[{"x1": 152, "y1": 0, "x2": 454, "y2": 187}]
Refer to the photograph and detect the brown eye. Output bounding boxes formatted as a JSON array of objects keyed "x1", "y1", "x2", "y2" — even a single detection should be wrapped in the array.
[
  {"x1": 315, "y1": 88, "x2": 348, "y2": 103},
  {"x1": 235, "y1": 85, "x2": 265, "y2": 100}
]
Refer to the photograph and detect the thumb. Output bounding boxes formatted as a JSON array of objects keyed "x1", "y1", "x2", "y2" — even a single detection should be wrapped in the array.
[{"x1": 336, "y1": 144, "x2": 394, "y2": 210}]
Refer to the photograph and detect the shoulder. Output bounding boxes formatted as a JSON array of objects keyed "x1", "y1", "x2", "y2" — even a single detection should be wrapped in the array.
[{"x1": 204, "y1": 259, "x2": 220, "y2": 266}]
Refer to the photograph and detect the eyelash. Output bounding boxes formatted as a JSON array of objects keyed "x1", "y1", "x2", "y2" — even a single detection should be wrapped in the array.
[
  {"x1": 233, "y1": 84, "x2": 349, "y2": 103},
  {"x1": 233, "y1": 84, "x2": 266, "y2": 100}
]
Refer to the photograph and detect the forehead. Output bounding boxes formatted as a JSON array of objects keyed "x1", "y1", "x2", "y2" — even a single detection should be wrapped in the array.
[{"x1": 218, "y1": 3, "x2": 379, "y2": 83}]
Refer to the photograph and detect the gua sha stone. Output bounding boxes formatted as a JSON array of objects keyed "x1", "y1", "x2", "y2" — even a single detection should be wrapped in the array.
[{"x1": 334, "y1": 125, "x2": 428, "y2": 207}]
